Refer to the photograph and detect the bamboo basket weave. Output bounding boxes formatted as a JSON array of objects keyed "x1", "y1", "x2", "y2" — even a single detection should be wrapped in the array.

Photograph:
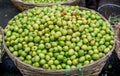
[
  {"x1": 0, "y1": 26, "x2": 5, "y2": 62},
  {"x1": 110, "y1": 15, "x2": 120, "y2": 59},
  {"x1": 3, "y1": 7, "x2": 115, "y2": 76},
  {"x1": 11, "y1": 0, "x2": 80, "y2": 11},
  {"x1": 114, "y1": 23, "x2": 120, "y2": 59}
]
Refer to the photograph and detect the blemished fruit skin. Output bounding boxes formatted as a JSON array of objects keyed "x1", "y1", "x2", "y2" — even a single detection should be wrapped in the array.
[{"x1": 4, "y1": 5, "x2": 114, "y2": 70}]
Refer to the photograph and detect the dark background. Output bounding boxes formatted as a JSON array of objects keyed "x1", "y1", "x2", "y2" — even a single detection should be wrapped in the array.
[{"x1": 0, "y1": 0, "x2": 120, "y2": 76}]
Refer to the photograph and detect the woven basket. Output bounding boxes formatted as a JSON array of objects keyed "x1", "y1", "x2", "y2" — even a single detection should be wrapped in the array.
[
  {"x1": 0, "y1": 26, "x2": 5, "y2": 63},
  {"x1": 3, "y1": 7, "x2": 115, "y2": 76},
  {"x1": 11, "y1": 0, "x2": 80, "y2": 11},
  {"x1": 110, "y1": 15, "x2": 120, "y2": 59},
  {"x1": 114, "y1": 22, "x2": 120, "y2": 59}
]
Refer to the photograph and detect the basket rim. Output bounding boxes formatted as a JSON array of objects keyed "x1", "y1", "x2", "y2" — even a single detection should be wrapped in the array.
[
  {"x1": 3, "y1": 6, "x2": 115, "y2": 74},
  {"x1": 11, "y1": 0, "x2": 77, "y2": 6},
  {"x1": 3, "y1": 41, "x2": 115, "y2": 73},
  {"x1": 0, "y1": 27, "x2": 5, "y2": 58}
]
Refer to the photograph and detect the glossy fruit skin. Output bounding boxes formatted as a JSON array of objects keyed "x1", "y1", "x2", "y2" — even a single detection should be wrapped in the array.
[{"x1": 5, "y1": 5, "x2": 114, "y2": 70}]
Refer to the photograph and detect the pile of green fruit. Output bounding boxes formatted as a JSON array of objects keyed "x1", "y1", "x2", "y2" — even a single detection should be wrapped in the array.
[
  {"x1": 4, "y1": 5, "x2": 114, "y2": 70},
  {"x1": 22, "y1": 0, "x2": 67, "y2": 4}
]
